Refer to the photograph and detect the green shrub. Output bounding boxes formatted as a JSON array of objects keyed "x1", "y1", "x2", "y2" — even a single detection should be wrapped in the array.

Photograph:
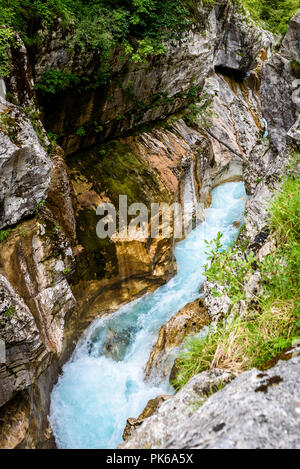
[
  {"x1": 75, "y1": 125, "x2": 85, "y2": 136},
  {"x1": 34, "y1": 199, "x2": 46, "y2": 213},
  {"x1": 35, "y1": 70, "x2": 80, "y2": 95},
  {"x1": 241, "y1": 0, "x2": 299, "y2": 34},
  {"x1": 0, "y1": 229, "x2": 12, "y2": 243},
  {"x1": 0, "y1": 0, "x2": 193, "y2": 80}
]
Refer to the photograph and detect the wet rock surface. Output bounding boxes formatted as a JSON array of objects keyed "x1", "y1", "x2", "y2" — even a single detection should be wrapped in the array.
[{"x1": 145, "y1": 299, "x2": 210, "y2": 382}]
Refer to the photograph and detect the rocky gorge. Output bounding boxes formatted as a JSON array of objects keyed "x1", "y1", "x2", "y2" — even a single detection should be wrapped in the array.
[{"x1": 0, "y1": 0, "x2": 299, "y2": 449}]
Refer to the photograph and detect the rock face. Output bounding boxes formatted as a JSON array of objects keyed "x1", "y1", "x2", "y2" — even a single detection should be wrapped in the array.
[
  {"x1": 0, "y1": 1, "x2": 298, "y2": 451},
  {"x1": 119, "y1": 368, "x2": 235, "y2": 449},
  {"x1": 167, "y1": 355, "x2": 300, "y2": 449},
  {"x1": 0, "y1": 99, "x2": 52, "y2": 229},
  {"x1": 0, "y1": 274, "x2": 43, "y2": 407},
  {"x1": 33, "y1": 0, "x2": 272, "y2": 155},
  {"x1": 0, "y1": 215, "x2": 76, "y2": 407},
  {"x1": 120, "y1": 355, "x2": 300, "y2": 449},
  {"x1": 0, "y1": 42, "x2": 77, "y2": 446},
  {"x1": 261, "y1": 12, "x2": 300, "y2": 155},
  {"x1": 145, "y1": 299, "x2": 210, "y2": 382},
  {"x1": 122, "y1": 395, "x2": 172, "y2": 442}
]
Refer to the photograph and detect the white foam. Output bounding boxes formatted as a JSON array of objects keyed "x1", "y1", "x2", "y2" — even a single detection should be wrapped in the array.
[{"x1": 49, "y1": 182, "x2": 246, "y2": 449}]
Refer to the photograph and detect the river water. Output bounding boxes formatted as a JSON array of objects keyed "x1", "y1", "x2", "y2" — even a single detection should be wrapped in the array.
[{"x1": 49, "y1": 181, "x2": 246, "y2": 449}]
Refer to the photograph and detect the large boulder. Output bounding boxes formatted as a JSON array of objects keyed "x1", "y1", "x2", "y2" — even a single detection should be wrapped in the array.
[
  {"x1": 166, "y1": 354, "x2": 300, "y2": 449},
  {"x1": 119, "y1": 368, "x2": 235, "y2": 449},
  {"x1": 120, "y1": 354, "x2": 300, "y2": 449}
]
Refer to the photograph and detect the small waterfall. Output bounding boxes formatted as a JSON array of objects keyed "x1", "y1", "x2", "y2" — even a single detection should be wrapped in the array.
[{"x1": 50, "y1": 181, "x2": 246, "y2": 449}]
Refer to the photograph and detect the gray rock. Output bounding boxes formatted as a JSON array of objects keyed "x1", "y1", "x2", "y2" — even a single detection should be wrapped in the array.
[
  {"x1": 0, "y1": 216, "x2": 76, "y2": 408},
  {"x1": 287, "y1": 115, "x2": 300, "y2": 148},
  {"x1": 0, "y1": 274, "x2": 44, "y2": 407},
  {"x1": 261, "y1": 13, "x2": 300, "y2": 155},
  {"x1": 0, "y1": 99, "x2": 52, "y2": 229},
  {"x1": 261, "y1": 54, "x2": 298, "y2": 155},
  {"x1": 120, "y1": 356, "x2": 300, "y2": 449},
  {"x1": 281, "y1": 12, "x2": 300, "y2": 61},
  {"x1": 119, "y1": 369, "x2": 235, "y2": 449},
  {"x1": 166, "y1": 355, "x2": 300, "y2": 449}
]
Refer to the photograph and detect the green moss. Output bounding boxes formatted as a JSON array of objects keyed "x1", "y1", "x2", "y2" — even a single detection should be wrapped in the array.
[
  {"x1": 69, "y1": 139, "x2": 169, "y2": 207},
  {"x1": 72, "y1": 207, "x2": 118, "y2": 282},
  {"x1": 0, "y1": 228, "x2": 12, "y2": 243},
  {"x1": 68, "y1": 139, "x2": 170, "y2": 282}
]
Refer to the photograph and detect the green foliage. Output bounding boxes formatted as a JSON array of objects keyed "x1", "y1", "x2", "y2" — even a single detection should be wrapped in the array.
[
  {"x1": 124, "y1": 38, "x2": 166, "y2": 64},
  {"x1": 173, "y1": 301, "x2": 299, "y2": 390},
  {"x1": 0, "y1": 0, "x2": 298, "y2": 81},
  {"x1": 75, "y1": 125, "x2": 86, "y2": 137},
  {"x1": 269, "y1": 155, "x2": 300, "y2": 246},
  {"x1": 241, "y1": 0, "x2": 299, "y2": 34},
  {"x1": 2, "y1": 304, "x2": 15, "y2": 319},
  {"x1": 0, "y1": 110, "x2": 20, "y2": 144},
  {"x1": 35, "y1": 70, "x2": 80, "y2": 95},
  {"x1": 62, "y1": 268, "x2": 71, "y2": 274},
  {"x1": 1, "y1": 0, "x2": 297, "y2": 85},
  {"x1": 0, "y1": 26, "x2": 18, "y2": 77},
  {"x1": 19, "y1": 230, "x2": 27, "y2": 237},
  {"x1": 173, "y1": 154, "x2": 300, "y2": 390},
  {"x1": 0, "y1": 0, "x2": 193, "y2": 81},
  {"x1": 204, "y1": 232, "x2": 256, "y2": 306},
  {"x1": 0, "y1": 228, "x2": 12, "y2": 243},
  {"x1": 183, "y1": 91, "x2": 214, "y2": 127},
  {"x1": 34, "y1": 199, "x2": 46, "y2": 213}
]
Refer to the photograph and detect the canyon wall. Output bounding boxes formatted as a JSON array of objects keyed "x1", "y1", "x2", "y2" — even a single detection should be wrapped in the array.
[{"x1": 0, "y1": 0, "x2": 299, "y2": 448}]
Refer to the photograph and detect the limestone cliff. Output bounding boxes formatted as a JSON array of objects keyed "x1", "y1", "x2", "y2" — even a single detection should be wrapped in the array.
[
  {"x1": 120, "y1": 12, "x2": 300, "y2": 450},
  {"x1": 0, "y1": 1, "x2": 299, "y2": 449}
]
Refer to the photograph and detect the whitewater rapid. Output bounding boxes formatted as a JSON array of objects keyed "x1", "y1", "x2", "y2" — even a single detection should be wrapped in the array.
[{"x1": 50, "y1": 181, "x2": 246, "y2": 449}]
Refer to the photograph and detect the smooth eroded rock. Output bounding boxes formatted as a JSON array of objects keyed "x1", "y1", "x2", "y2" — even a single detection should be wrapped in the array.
[{"x1": 145, "y1": 299, "x2": 210, "y2": 381}]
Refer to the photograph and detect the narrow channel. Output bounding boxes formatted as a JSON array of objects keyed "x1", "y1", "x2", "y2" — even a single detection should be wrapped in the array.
[{"x1": 50, "y1": 181, "x2": 246, "y2": 449}]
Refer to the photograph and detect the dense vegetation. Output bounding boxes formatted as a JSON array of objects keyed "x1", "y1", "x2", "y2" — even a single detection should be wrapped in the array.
[
  {"x1": 242, "y1": 0, "x2": 299, "y2": 34},
  {"x1": 0, "y1": 1, "x2": 299, "y2": 80},
  {"x1": 0, "y1": 0, "x2": 194, "y2": 78},
  {"x1": 173, "y1": 153, "x2": 300, "y2": 390}
]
